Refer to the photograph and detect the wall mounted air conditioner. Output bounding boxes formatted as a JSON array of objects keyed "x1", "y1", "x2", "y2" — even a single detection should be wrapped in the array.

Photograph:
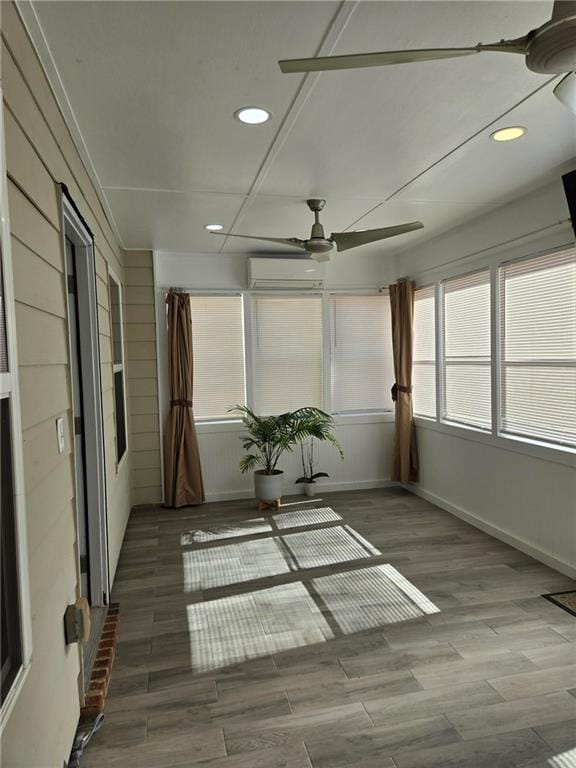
[{"x1": 247, "y1": 258, "x2": 325, "y2": 289}]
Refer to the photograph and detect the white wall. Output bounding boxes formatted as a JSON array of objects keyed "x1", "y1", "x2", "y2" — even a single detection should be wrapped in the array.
[
  {"x1": 154, "y1": 249, "x2": 397, "y2": 501},
  {"x1": 395, "y1": 175, "x2": 576, "y2": 578}
]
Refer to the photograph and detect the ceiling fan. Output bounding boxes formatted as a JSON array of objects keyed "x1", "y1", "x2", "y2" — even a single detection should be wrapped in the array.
[
  {"x1": 278, "y1": 0, "x2": 576, "y2": 104},
  {"x1": 211, "y1": 199, "x2": 423, "y2": 262}
]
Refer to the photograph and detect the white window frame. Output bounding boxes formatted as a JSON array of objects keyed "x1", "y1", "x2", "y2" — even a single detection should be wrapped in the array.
[
  {"x1": 412, "y1": 284, "x2": 437, "y2": 422},
  {"x1": 0, "y1": 93, "x2": 33, "y2": 731},
  {"x1": 495, "y1": 248, "x2": 576, "y2": 450},
  {"x1": 107, "y1": 268, "x2": 128, "y2": 468},
  {"x1": 327, "y1": 289, "x2": 394, "y2": 418},
  {"x1": 190, "y1": 291, "x2": 247, "y2": 423},
  {"x1": 439, "y1": 266, "x2": 492, "y2": 434},
  {"x1": 155, "y1": 286, "x2": 394, "y2": 460},
  {"x1": 250, "y1": 289, "x2": 325, "y2": 416},
  {"x1": 413, "y1": 244, "x2": 576, "y2": 466}
]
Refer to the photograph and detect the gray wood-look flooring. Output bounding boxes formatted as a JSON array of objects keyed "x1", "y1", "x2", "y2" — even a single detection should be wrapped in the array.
[{"x1": 82, "y1": 488, "x2": 576, "y2": 768}]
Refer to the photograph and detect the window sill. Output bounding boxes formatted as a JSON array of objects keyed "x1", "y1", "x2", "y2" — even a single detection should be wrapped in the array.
[
  {"x1": 195, "y1": 413, "x2": 395, "y2": 434},
  {"x1": 414, "y1": 417, "x2": 576, "y2": 468}
]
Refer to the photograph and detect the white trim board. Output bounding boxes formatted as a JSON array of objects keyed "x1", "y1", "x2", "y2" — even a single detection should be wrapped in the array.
[{"x1": 406, "y1": 483, "x2": 576, "y2": 580}]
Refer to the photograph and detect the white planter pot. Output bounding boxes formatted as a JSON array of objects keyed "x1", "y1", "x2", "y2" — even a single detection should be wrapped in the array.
[
  {"x1": 254, "y1": 470, "x2": 284, "y2": 502},
  {"x1": 303, "y1": 482, "x2": 316, "y2": 497}
]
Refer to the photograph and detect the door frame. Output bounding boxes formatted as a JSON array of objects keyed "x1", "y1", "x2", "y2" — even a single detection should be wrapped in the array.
[{"x1": 62, "y1": 190, "x2": 110, "y2": 606}]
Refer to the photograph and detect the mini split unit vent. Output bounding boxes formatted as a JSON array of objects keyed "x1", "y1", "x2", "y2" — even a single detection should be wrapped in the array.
[{"x1": 247, "y1": 258, "x2": 326, "y2": 289}]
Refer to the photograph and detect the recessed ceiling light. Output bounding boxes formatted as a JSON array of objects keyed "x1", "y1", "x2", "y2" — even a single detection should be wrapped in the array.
[
  {"x1": 204, "y1": 223, "x2": 223, "y2": 231},
  {"x1": 235, "y1": 107, "x2": 271, "y2": 125},
  {"x1": 490, "y1": 126, "x2": 526, "y2": 142}
]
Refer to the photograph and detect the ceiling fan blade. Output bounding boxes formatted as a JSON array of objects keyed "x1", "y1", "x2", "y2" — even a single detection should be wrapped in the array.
[
  {"x1": 331, "y1": 222, "x2": 424, "y2": 253},
  {"x1": 554, "y1": 72, "x2": 576, "y2": 115},
  {"x1": 211, "y1": 232, "x2": 308, "y2": 250},
  {"x1": 278, "y1": 39, "x2": 528, "y2": 74}
]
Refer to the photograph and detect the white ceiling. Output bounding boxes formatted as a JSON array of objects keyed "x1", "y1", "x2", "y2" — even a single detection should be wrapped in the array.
[{"x1": 29, "y1": 1, "x2": 576, "y2": 257}]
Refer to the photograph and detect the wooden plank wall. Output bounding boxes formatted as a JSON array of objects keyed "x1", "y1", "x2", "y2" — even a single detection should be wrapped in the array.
[
  {"x1": 124, "y1": 250, "x2": 163, "y2": 506},
  {"x1": 1, "y1": 3, "x2": 131, "y2": 764}
]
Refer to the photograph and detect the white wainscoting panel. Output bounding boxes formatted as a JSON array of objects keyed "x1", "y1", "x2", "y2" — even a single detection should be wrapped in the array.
[{"x1": 197, "y1": 419, "x2": 396, "y2": 501}]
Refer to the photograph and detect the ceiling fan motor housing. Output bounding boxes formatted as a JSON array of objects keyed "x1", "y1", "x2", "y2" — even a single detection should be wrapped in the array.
[
  {"x1": 307, "y1": 238, "x2": 335, "y2": 254},
  {"x1": 526, "y1": 9, "x2": 576, "y2": 73}
]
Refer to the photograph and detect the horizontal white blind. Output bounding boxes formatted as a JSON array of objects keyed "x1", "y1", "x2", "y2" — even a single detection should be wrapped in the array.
[
  {"x1": 500, "y1": 247, "x2": 576, "y2": 446},
  {"x1": 442, "y1": 269, "x2": 491, "y2": 430},
  {"x1": 253, "y1": 295, "x2": 323, "y2": 415},
  {"x1": 413, "y1": 286, "x2": 436, "y2": 418},
  {"x1": 331, "y1": 294, "x2": 394, "y2": 413},
  {"x1": 190, "y1": 295, "x2": 246, "y2": 420}
]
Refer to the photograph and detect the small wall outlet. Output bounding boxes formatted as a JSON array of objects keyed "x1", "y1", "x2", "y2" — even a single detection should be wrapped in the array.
[{"x1": 56, "y1": 417, "x2": 65, "y2": 454}]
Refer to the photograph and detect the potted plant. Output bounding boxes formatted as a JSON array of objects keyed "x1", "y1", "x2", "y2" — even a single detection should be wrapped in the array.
[
  {"x1": 296, "y1": 438, "x2": 331, "y2": 497},
  {"x1": 230, "y1": 405, "x2": 343, "y2": 504}
]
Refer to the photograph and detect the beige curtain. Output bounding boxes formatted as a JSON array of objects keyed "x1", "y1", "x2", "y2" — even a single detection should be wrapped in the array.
[
  {"x1": 389, "y1": 280, "x2": 419, "y2": 483},
  {"x1": 163, "y1": 291, "x2": 204, "y2": 507}
]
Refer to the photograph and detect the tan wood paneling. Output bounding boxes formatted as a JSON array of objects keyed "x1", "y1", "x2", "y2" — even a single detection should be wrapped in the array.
[
  {"x1": 7, "y1": 178, "x2": 61, "y2": 268},
  {"x1": 19, "y1": 365, "x2": 70, "y2": 431},
  {"x1": 128, "y1": 377, "x2": 158, "y2": 397},
  {"x1": 126, "y1": 340, "x2": 156, "y2": 360},
  {"x1": 16, "y1": 303, "x2": 69, "y2": 365},
  {"x1": 129, "y1": 396, "x2": 159, "y2": 416},
  {"x1": 125, "y1": 303, "x2": 156, "y2": 324},
  {"x1": 4, "y1": 106, "x2": 60, "y2": 227},
  {"x1": 12, "y1": 239, "x2": 66, "y2": 318},
  {"x1": 124, "y1": 267, "x2": 154, "y2": 286},
  {"x1": 125, "y1": 323, "x2": 156, "y2": 342}
]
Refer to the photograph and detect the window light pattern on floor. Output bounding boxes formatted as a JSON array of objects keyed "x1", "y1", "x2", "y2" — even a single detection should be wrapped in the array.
[
  {"x1": 186, "y1": 582, "x2": 333, "y2": 672},
  {"x1": 312, "y1": 564, "x2": 440, "y2": 634},
  {"x1": 549, "y1": 749, "x2": 576, "y2": 768},
  {"x1": 180, "y1": 517, "x2": 272, "y2": 545},
  {"x1": 183, "y1": 537, "x2": 290, "y2": 590},
  {"x1": 182, "y1": 523, "x2": 379, "y2": 590},
  {"x1": 273, "y1": 507, "x2": 342, "y2": 529},
  {"x1": 281, "y1": 525, "x2": 380, "y2": 569}
]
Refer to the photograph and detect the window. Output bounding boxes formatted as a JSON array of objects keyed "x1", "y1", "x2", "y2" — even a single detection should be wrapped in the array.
[
  {"x1": 189, "y1": 295, "x2": 246, "y2": 420},
  {"x1": 252, "y1": 295, "x2": 323, "y2": 415},
  {"x1": 499, "y1": 247, "x2": 576, "y2": 447},
  {"x1": 330, "y1": 294, "x2": 394, "y2": 413},
  {"x1": 108, "y1": 273, "x2": 127, "y2": 462},
  {"x1": 0, "y1": 216, "x2": 30, "y2": 714},
  {"x1": 413, "y1": 286, "x2": 436, "y2": 418},
  {"x1": 442, "y1": 269, "x2": 491, "y2": 430}
]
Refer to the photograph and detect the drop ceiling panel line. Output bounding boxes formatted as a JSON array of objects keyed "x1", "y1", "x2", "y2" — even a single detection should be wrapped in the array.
[
  {"x1": 217, "y1": 0, "x2": 359, "y2": 253},
  {"x1": 344, "y1": 74, "x2": 561, "y2": 232}
]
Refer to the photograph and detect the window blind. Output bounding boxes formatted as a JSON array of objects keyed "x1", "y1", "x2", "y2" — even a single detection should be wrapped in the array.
[
  {"x1": 413, "y1": 286, "x2": 436, "y2": 418},
  {"x1": 252, "y1": 295, "x2": 323, "y2": 415},
  {"x1": 499, "y1": 247, "x2": 576, "y2": 447},
  {"x1": 190, "y1": 295, "x2": 246, "y2": 420},
  {"x1": 442, "y1": 269, "x2": 491, "y2": 430},
  {"x1": 331, "y1": 294, "x2": 394, "y2": 413}
]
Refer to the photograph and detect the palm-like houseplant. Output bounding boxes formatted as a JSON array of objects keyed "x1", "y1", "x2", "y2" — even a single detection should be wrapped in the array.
[{"x1": 230, "y1": 405, "x2": 343, "y2": 503}]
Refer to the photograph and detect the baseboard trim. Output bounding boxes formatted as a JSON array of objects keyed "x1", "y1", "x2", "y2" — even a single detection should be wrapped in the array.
[
  {"x1": 204, "y1": 479, "x2": 397, "y2": 504},
  {"x1": 407, "y1": 484, "x2": 576, "y2": 580}
]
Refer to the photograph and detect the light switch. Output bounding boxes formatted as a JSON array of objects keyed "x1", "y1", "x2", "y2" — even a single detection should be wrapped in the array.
[{"x1": 56, "y1": 417, "x2": 65, "y2": 454}]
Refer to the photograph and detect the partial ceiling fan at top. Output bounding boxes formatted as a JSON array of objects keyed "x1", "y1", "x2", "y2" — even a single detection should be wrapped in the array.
[
  {"x1": 211, "y1": 199, "x2": 423, "y2": 262},
  {"x1": 279, "y1": 0, "x2": 576, "y2": 103}
]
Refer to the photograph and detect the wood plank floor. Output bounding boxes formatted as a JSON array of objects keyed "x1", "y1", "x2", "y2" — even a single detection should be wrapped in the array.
[{"x1": 82, "y1": 488, "x2": 576, "y2": 767}]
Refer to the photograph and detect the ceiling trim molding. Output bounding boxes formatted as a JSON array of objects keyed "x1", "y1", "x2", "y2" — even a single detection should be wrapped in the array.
[
  {"x1": 218, "y1": 0, "x2": 359, "y2": 253},
  {"x1": 15, "y1": 0, "x2": 125, "y2": 248}
]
